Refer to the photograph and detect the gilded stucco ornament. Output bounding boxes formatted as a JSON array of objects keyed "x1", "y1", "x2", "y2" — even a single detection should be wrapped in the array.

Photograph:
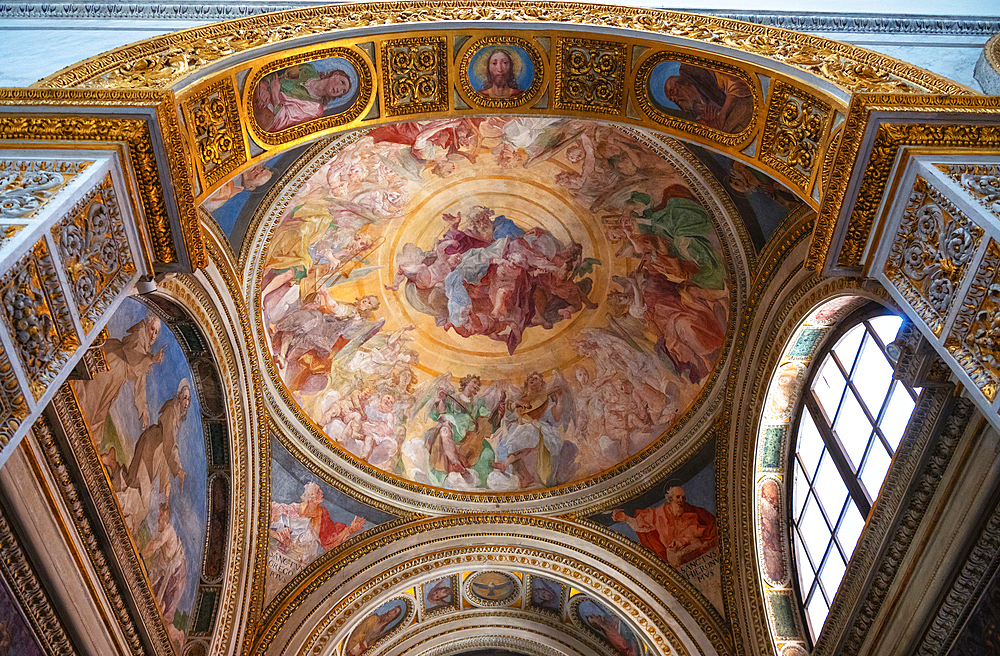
[
  {"x1": 760, "y1": 81, "x2": 831, "y2": 192},
  {"x1": 935, "y1": 163, "x2": 1000, "y2": 220},
  {"x1": 554, "y1": 37, "x2": 627, "y2": 114},
  {"x1": 36, "y1": 2, "x2": 971, "y2": 97},
  {"x1": 0, "y1": 89, "x2": 206, "y2": 270},
  {"x1": 183, "y1": 77, "x2": 247, "y2": 188},
  {"x1": 946, "y1": 240, "x2": 1000, "y2": 401},
  {"x1": 883, "y1": 175, "x2": 983, "y2": 338},
  {"x1": 0, "y1": 238, "x2": 80, "y2": 400},
  {"x1": 808, "y1": 95, "x2": 1000, "y2": 271},
  {"x1": 382, "y1": 37, "x2": 449, "y2": 116},
  {"x1": 52, "y1": 173, "x2": 136, "y2": 334}
]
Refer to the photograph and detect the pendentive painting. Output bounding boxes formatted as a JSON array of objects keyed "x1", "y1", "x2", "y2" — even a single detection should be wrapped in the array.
[
  {"x1": 463, "y1": 38, "x2": 541, "y2": 107},
  {"x1": 589, "y1": 438, "x2": 722, "y2": 610},
  {"x1": 643, "y1": 55, "x2": 756, "y2": 136},
  {"x1": 344, "y1": 598, "x2": 411, "y2": 656},
  {"x1": 252, "y1": 53, "x2": 362, "y2": 133},
  {"x1": 70, "y1": 297, "x2": 206, "y2": 651},
  {"x1": 267, "y1": 438, "x2": 394, "y2": 604},
  {"x1": 259, "y1": 117, "x2": 731, "y2": 495},
  {"x1": 574, "y1": 595, "x2": 646, "y2": 656}
]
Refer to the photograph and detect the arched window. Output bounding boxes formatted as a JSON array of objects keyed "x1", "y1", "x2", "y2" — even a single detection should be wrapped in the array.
[{"x1": 790, "y1": 309, "x2": 918, "y2": 639}]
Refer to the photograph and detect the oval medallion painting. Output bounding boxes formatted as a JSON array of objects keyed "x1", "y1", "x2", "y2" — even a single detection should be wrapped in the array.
[
  {"x1": 645, "y1": 57, "x2": 755, "y2": 135},
  {"x1": 260, "y1": 117, "x2": 730, "y2": 494},
  {"x1": 252, "y1": 55, "x2": 362, "y2": 133},
  {"x1": 464, "y1": 39, "x2": 540, "y2": 106}
]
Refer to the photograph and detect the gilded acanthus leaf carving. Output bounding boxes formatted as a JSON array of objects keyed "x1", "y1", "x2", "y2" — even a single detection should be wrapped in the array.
[
  {"x1": 52, "y1": 173, "x2": 135, "y2": 334},
  {"x1": 884, "y1": 176, "x2": 982, "y2": 337}
]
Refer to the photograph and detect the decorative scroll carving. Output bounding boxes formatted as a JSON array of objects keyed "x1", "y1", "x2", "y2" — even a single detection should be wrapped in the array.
[
  {"x1": 0, "y1": 111, "x2": 180, "y2": 266},
  {"x1": 554, "y1": 37, "x2": 626, "y2": 114},
  {"x1": 52, "y1": 173, "x2": 135, "y2": 334},
  {"x1": 835, "y1": 116, "x2": 1000, "y2": 269},
  {"x1": 761, "y1": 81, "x2": 831, "y2": 189},
  {"x1": 183, "y1": 78, "x2": 245, "y2": 188},
  {"x1": 0, "y1": 160, "x2": 90, "y2": 220},
  {"x1": 382, "y1": 37, "x2": 448, "y2": 116},
  {"x1": 884, "y1": 175, "x2": 983, "y2": 337},
  {"x1": 935, "y1": 163, "x2": 1000, "y2": 220},
  {"x1": 0, "y1": 238, "x2": 79, "y2": 400},
  {"x1": 946, "y1": 240, "x2": 1000, "y2": 402}
]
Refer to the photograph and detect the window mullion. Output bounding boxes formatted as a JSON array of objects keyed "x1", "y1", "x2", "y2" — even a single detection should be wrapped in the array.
[{"x1": 805, "y1": 393, "x2": 873, "y2": 516}]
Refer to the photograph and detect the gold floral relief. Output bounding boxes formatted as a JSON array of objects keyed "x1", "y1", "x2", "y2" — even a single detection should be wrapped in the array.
[
  {"x1": 51, "y1": 173, "x2": 136, "y2": 334},
  {"x1": 883, "y1": 175, "x2": 983, "y2": 337},
  {"x1": 36, "y1": 3, "x2": 970, "y2": 97},
  {"x1": 182, "y1": 77, "x2": 247, "y2": 188},
  {"x1": 760, "y1": 80, "x2": 831, "y2": 191},
  {"x1": 0, "y1": 237, "x2": 79, "y2": 400},
  {"x1": 382, "y1": 36, "x2": 449, "y2": 116},
  {"x1": 945, "y1": 239, "x2": 1000, "y2": 402},
  {"x1": 553, "y1": 37, "x2": 627, "y2": 115},
  {"x1": 836, "y1": 114, "x2": 1000, "y2": 269}
]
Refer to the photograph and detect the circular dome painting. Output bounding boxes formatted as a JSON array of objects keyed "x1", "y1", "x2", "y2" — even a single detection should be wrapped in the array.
[{"x1": 259, "y1": 117, "x2": 730, "y2": 493}]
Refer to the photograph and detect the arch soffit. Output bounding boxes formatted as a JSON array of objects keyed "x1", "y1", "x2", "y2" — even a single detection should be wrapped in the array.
[{"x1": 252, "y1": 515, "x2": 731, "y2": 656}]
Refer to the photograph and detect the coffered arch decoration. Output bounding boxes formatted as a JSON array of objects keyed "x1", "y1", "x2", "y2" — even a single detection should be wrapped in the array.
[{"x1": 251, "y1": 515, "x2": 731, "y2": 656}]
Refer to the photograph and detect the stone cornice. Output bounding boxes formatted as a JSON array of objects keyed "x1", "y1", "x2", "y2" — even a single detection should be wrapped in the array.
[{"x1": 0, "y1": 2, "x2": 996, "y2": 36}]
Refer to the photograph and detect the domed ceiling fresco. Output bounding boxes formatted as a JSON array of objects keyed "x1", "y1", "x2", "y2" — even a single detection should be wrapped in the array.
[{"x1": 241, "y1": 116, "x2": 735, "y2": 495}]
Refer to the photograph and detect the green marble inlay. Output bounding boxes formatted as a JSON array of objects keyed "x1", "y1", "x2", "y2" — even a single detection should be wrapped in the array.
[{"x1": 760, "y1": 426, "x2": 784, "y2": 470}]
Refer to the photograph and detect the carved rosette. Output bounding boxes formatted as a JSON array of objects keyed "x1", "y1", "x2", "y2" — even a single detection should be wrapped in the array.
[
  {"x1": 183, "y1": 78, "x2": 246, "y2": 188},
  {"x1": 761, "y1": 81, "x2": 831, "y2": 190},
  {"x1": 945, "y1": 239, "x2": 1000, "y2": 402},
  {"x1": 0, "y1": 160, "x2": 90, "y2": 220},
  {"x1": 51, "y1": 173, "x2": 135, "y2": 334},
  {"x1": 554, "y1": 38, "x2": 626, "y2": 114},
  {"x1": 935, "y1": 162, "x2": 1000, "y2": 220},
  {"x1": 884, "y1": 176, "x2": 983, "y2": 337},
  {"x1": 0, "y1": 237, "x2": 79, "y2": 400},
  {"x1": 382, "y1": 37, "x2": 449, "y2": 116}
]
